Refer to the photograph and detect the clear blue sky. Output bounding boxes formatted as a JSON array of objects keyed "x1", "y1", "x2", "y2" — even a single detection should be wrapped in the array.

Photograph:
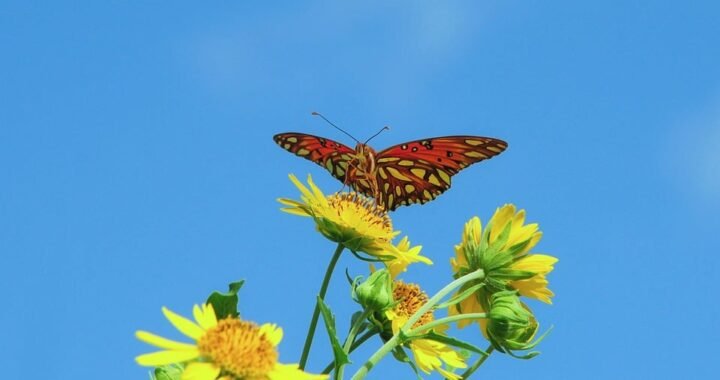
[{"x1": 2, "y1": 1, "x2": 719, "y2": 379}]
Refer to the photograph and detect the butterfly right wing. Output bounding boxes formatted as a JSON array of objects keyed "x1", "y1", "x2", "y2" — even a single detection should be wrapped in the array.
[{"x1": 273, "y1": 132, "x2": 356, "y2": 184}]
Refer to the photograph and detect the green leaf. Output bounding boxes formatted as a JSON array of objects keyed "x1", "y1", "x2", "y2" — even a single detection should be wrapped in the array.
[
  {"x1": 412, "y1": 331, "x2": 490, "y2": 356},
  {"x1": 349, "y1": 311, "x2": 369, "y2": 334},
  {"x1": 317, "y1": 297, "x2": 351, "y2": 369},
  {"x1": 206, "y1": 280, "x2": 244, "y2": 319}
]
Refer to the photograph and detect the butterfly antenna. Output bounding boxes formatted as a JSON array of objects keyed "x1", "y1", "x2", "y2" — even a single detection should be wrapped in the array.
[
  {"x1": 364, "y1": 126, "x2": 390, "y2": 144},
  {"x1": 312, "y1": 112, "x2": 360, "y2": 144}
]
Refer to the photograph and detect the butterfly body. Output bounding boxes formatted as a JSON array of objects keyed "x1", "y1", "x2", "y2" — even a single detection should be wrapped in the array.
[{"x1": 274, "y1": 132, "x2": 507, "y2": 211}]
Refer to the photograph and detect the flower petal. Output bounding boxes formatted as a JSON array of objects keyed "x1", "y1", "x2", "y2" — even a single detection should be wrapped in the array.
[
  {"x1": 135, "y1": 330, "x2": 196, "y2": 350},
  {"x1": 193, "y1": 304, "x2": 217, "y2": 330},
  {"x1": 182, "y1": 362, "x2": 221, "y2": 380},
  {"x1": 162, "y1": 306, "x2": 205, "y2": 340},
  {"x1": 260, "y1": 323, "x2": 283, "y2": 347},
  {"x1": 135, "y1": 349, "x2": 199, "y2": 367},
  {"x1": 268, "y1": 363, "x2": 328, "y2": 380}
]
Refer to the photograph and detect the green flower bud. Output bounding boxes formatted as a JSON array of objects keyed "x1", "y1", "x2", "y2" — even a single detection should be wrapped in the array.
[
  {"x1": 152, "y1": 364, "x2": 183, "y2": 380},
  {"x1": 486, "y1": 291, "x2": 540, "y2": 354},
  {"x1": 354, "y1": 269, "x2": 393, "y2": 311}
]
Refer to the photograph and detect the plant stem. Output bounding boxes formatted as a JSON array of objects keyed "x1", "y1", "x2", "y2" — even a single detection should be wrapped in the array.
[
  {"x1": 403, "y1": 269, "x2": 485, "y2": 330},
  {"x1": 334, "y1": 309, "x2": 373, "y2": 380},
  {"x1": 350, "y1": 269, "x2": 485, "y2": 380},
  {"x1": 299, "y1": 243, "x2": 345, "y2": 370},
  {"x1": 350, "y1": 334, "x2": 400, "y2": 380},
  {"x1": 459, "y1": 346, "x2": 494, "y2": 379},
  {"x1": 322, "y1": 330, "x2": 379, "y2": 374},
  {"x1": 406, "y1": 313, "x2": 487, "y2": 336}
]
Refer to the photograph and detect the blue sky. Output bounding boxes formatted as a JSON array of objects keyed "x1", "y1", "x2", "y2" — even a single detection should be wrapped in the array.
[{"x1": 1, "y1": 1, "x2": 719, "y2": 379}]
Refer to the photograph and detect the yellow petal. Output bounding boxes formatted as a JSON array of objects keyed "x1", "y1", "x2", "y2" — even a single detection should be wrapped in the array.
[
  {"x1": 260, "y1": 323, "x2": 283, "y2": 347},
  {"x1": 306, "y1": 175, "x2": 327, "y2": 203},
  {"x1": 450, "y1": 295, "x2": 485, "y2": 329},
  {"x1": 135, "y1": 331, "x2": 196, "y2": 351},
  {"x1": 289, "y1": 174, "x2": 314, "y2": 201},
  {"x1": 193, "y1": 304, "x2": 217, "y2": 330},
  {"x1": 182, "y1": 362, "x2": 221, "y2": 380},
  {"x1": 513, "y1": 254, "x2": 558, "y2": 273},
  {"x1": 512, "y1": 274, "x2": 555, "y2": 304},
  {"x1": 162, "y1": 306, "x2": 205, "y2": 340},
  {"x1": 269, "y1": 363, "x2": 329, "y2": 380},
  {"x1": 135, "y1": 349, "x2": 199, "y2": 367}
]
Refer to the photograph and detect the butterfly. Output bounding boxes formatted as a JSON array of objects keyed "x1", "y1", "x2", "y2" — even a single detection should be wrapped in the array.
[{"x1": 273, "y1": 132, "x2": 507, "y2": 211}]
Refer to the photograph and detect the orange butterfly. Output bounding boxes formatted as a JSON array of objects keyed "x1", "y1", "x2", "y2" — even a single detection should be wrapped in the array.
[{"x1": 274, "y1": 128, "x2": 507, "y2": 211}]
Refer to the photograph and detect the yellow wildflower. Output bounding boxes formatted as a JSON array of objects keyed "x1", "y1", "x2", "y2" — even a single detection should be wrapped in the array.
[
  {"x1": 135, "y1": 303, "x2": 326, "y2": 380},
  {"x1": 383, "y1": 281, "x2": 466, "y2": 380},
  {"x1": 279, "y1": 174, "x2": 431, "y2": 271},
  {"x1": 450, "y1": 204, "x2": 557, "y2": 332}
]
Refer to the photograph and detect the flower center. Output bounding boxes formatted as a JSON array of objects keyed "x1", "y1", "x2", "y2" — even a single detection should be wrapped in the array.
[
  {"x1": 393, "y1": 281, "x2": 434, "y2": 328},
  {"x1": 197, "y1": 319, "x2": 278, "y2": 379},
  {"x1": 327, "y1": 193, "x2": 393, "y2": 235}
]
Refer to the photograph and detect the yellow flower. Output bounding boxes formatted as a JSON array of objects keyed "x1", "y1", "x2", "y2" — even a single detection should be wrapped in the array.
[
  {"x1": 383, "y1": 281, "x2": 467, "y2": 380},
  {"x1": 279, "y1": 175, "x2": 431, "y2": 271},
  {"x1": 136, "y1": 303, "x2": 326, "y2": 380},
  {"x1": 386, "y1": 236, "x2": 432, "y2": 278},
  {"x1": 450, "y1": 204, "x2": 557, "y2": 332}
]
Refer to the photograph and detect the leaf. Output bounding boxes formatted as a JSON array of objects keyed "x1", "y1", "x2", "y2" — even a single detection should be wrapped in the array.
[
  {"x1": 317, "y1": 297, "x2": 351, "y2": 369},
  {"x1": 206, "y1": 280, "x2": 244, "y2": 319},
  {"x1": 349, "y1": 311, "x2": 369, "y2": 335}
]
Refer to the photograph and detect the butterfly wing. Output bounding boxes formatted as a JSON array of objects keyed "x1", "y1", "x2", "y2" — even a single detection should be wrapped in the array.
[
  {"x1": 375, "y1": 136, "x2": 508, "y2": 210},
  {"x1": 273, "y1": 132, "x2": 356, "y2": 183}
]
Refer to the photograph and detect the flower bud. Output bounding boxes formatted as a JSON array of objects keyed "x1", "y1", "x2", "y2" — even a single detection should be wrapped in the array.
[
  {"x1": 152, "y1": 364, "x2": 183, "y2": 380},
  {"x1": 486, "y1": 291, "x2": 540, "y2": 354},
  {"x1": 354, "y1": 269, "x2": 393, "y2": 311}
]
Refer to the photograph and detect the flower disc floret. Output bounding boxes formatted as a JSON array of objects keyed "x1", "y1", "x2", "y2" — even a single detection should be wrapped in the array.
[{"x1": 197, "y1": 319, "x2": 277, "y2": 378}]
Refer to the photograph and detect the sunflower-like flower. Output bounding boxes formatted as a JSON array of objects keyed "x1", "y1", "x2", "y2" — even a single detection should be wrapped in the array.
[
  {"x1": 450, "y1": 204, "x2": 557, "y2": 331},
  {"x1": 279, "y1": 174, "x2": 431, "y2": 270},
  {"x1": 379, "y1": 281, "x2": 467, "y2": 379},
  {"x1": 135, "y1": 303, "x2": 326, "y2": 380}
]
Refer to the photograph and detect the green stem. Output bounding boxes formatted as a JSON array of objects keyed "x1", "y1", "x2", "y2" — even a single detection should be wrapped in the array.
[
  {"x1": 459, "y1": 346, "x2": 494, "y2": 379},
  {"x1": 407, "y1": 313, "x2": 487, "y2": 336},
  {"x1": 299, "y1": 243, "x2": 345, "y2": 370},
  {"x1": 403, "y1": 269, "x2": 485, "y2": 330},
  {"x1": 335, "y1": 309, "x2": 373, "y2": 380},
  {"x1": 322, "y1": 329, "x2": 379, "y2": 374},
  {"x1": 350, "y1": 334, "x2": 400, "y2": 380},
  {"x1": 350, "y1": 269, "x2": 486, "y2": 380}
]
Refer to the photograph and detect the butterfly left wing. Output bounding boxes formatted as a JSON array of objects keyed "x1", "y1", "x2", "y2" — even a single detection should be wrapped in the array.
[
  {"x1": 375, "y1": 136, "x2": 508, "y2": 210},
  {"x1": 273, "y1": 132, "x2": 356, "y2": 183}
]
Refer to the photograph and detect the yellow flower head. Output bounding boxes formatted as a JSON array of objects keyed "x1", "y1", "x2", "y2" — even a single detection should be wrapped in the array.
[
  {"x1": 450, "y1": 204, "x2": 558, "y2": 331},
  {"x1": 136, "y1": 303, "x2": 326, "y2": 380},
  {"x1": 279, "y1": 175, "x2": 432, "y2": 272},
  {"x1": 279, "y1": 174, "x2": 396, "y2": 255},
  {"x1": 381, "y1": 281, "x2": 467, "y2": 380}
]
